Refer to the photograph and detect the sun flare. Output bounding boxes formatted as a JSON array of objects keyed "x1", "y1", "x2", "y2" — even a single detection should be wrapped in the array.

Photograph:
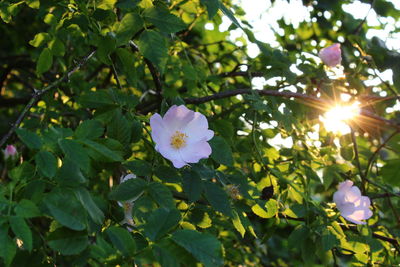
[{"x1": 320, "y1": 102, "x2": 361, "y2": 135}]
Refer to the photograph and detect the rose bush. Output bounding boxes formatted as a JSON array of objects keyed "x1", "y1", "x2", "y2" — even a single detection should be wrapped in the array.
[{"x1": 0, "y1": 0, "x2": 400, "y2": 266}]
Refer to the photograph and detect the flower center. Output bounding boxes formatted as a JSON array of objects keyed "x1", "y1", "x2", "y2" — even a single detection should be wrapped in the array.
[{"x1": 170, "y1": 131, "x2": 188, "y2": 149}]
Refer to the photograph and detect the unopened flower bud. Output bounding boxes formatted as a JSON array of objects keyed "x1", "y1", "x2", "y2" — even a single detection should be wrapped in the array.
[
  {"x1": 319, "y1": 43, "x2": 342, "y2": 67},
  {"x1": 3, "y1": 145, "x2": 17, "y2": 160}
]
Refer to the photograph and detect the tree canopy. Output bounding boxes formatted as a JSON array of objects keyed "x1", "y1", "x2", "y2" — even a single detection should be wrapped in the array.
[{"x1": 1, "y1": 0, "x2": 400, "y2": 266}]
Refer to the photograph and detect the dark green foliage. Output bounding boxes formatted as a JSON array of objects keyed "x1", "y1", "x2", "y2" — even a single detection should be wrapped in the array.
[{"x1": 0, "y1": 0, "x2": 400, "y2": 266}]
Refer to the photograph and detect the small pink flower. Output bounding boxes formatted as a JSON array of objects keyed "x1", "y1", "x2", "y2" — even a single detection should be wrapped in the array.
[
  {"x1": 3, "y1": 145, "x2": 17, "y2": 159},
  {"x1": 333, "y1": 180, "x2": 372, "y2": 225},
  {"x1": 150, "y1": 105, "x2": 214, "y2": 168},
  {"x1": 319, "y1": 43, "x2": 342, "y2": 67}
]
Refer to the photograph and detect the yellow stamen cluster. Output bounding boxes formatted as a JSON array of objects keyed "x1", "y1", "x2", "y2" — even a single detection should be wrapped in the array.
[{"x1": 170, "y1": 131, "x2": 188, "y2": 149}]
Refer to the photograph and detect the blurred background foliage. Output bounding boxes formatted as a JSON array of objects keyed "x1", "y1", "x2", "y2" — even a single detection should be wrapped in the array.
[{"x1": 0, "y1": 0, "x2": 400, "y2": 266}]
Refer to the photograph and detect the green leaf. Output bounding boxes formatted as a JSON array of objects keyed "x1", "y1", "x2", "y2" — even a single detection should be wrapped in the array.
[
  {"x1": 147, "y1": 182, "x2": 175, "y2": 208},
  {"x1": 59, "y1": 139, "x2": 90, "y2": 172},
  {"x1": 124, "y1": 160, "x2": 152, "y2": 176},
  {"x1": 138, "y1": 30, "x2": 168, "y2": 73},
  {"x1": 107, "y1": 112, "x2": 131, "y2": 146},
  {"x1": 56, "y1": 159, "x2": 87, "y2": 186},
  {"x1": 288, "y1": 225, "x2": 309, "y2": 248},
  {"x1": 29, "y1": 32, "x2": 50, "y2": 47},
  {"x1": 98, "y1": 0, "x2": 116, "y2": 9},
  {"x1": 115, "y1": 12, "x2": 143, "y2": 45},
  {"x1": 35, "y1": 150, "x2": 57, "y2": 178},
  {"x1": 109, "y1": 177, "x2": 147, "y2": 201},
  {"x1": 106, "y1": 226, "x2": 136, "y2": 256},
  {"x1": 36, "y1": 47, "x2": 53, "y2": 75},
  {"x1": 209, "y1": 136, "x2": 233, "y2": 166},
  {"x1": 219, "y1": 3, "x2": 242, "y2": 29},
  {"x1": 116, "y1": 48, "x2": 138, "y2": 87},
  {"x1": 48, "y1": 38, "x2": 65, "y2": 56},
  {"x1": 75, "y1": 120, "x2": 104, "y2": 140},
  {"x1": 0, "y1": 227, "x2": 16, "y2": 267},
  {"x1": 47, "y1": 228, "x2": 88, "y2": 255},
  {"x1": 143, "y1": 7, "x2": 186, "y2": 33},
  {"x1": 74, "y1": 187, "x2": 104, "y2": 225},
  {"x1": 144, "y1": 208, "x2": 181, "y2": 241},
  {"x1": 15, "y1": 199, "x2": 40, "y2": 218},
  {"x1": 172, "y1": 229, "x2": 223, "y2": 267},
  {"x1": 16, "y1": 128, "x2": 42, "y2": 150},
  {"x1": 232, "y1": 210, "x2": 245, "y2": 238},
  {"x1": 340, "y1": 146, "x2": 354, "y2": 161},
  {"x1": 251, "y1": 199, "x2": 277, "y2": 219},
  {"x1": 96, "y1": 34, "x2": 116, "y2": 64},
  {"x1": 79, "y1": 91, "x2": 115, "y2": 108},
  {"x1": 200, "y1": 0, "x2": 219, "y2": 19},
  {"x1": 116, "y1": 0, "x2": 141, "y2": 9},
  {"x1": 45, "y1": 190, "x2": 87, "y2": 231},
  {"x1": 8, "y1": 162, "x2": 35, "y2": 181},
  {"x1": 155, "y1": 165, "x2": 181, "y2": 183},
  {"x1": 204, "y1": 181, "x2": 232, "y2": 217},
  {"x1": 82, "y1": 139, "x2": 124, "y2": 162},
  {"x1": 381, "y1": 159, "x2": 400, "y2": 186},
  {"x1": 321, "y1": 227, "x2": 340, "y2": 251},
  {"x1": 182, "y1": 169, "x2": 203, "y2": 203},
  {"x1": 9, "y1": 216, "x2": 32, "y2": 252}
]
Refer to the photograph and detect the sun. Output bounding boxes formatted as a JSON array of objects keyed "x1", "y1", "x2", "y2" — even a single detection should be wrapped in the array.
[{"x1": 320, "y1": 102, "x2": 361, "y2": 135}]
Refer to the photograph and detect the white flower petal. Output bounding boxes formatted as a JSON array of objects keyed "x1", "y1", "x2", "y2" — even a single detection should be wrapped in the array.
[
  {"x1": 163, "y1": 105, "x2": 195, "y2": 131},
  {"x1": 179, "y1": 141, "x2": 212, "y2": 164}
]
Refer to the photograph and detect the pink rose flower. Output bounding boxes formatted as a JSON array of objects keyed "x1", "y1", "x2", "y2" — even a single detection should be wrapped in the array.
[
  {"x1": 3, "y1": 145, "x2": 17, "y2": 159},
  {"x1": 319, "y1": 43, "x2": 342, "y2": 67},
  {"x1": 150, "y1": 105, "x2": 214, "y2": 168},
  {"x1": 333, "y1": 180, "x2": 372, "y2": 225}
]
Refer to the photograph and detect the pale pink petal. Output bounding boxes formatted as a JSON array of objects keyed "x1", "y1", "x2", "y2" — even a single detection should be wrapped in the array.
[
  {"x1": 343, "y1": 214, "x2": 365, "y2": 225},
  {"x1": 205, "y1": 130, "x2": 214, "y2": 141},
  {"x1": 333, "y1": 190, "x2": 346, "y2": 206},
  {"x1": 179, "y1": 141, "x2": 212, "y2": 164},
  {"x1": 333, "y1": 180, "x2": 372, "y2": 225},
  {"x1": 359, "y1": 196, "x2": 371, "y2": 208},
  {"x1": 344, "y1": 186, "x2": 362, "y2": 203},
  {"x1": 183, "y1": 114, "x2": 214, "y2": 144},
  {"x1": 338, "y1": 202, "x2": 356, "y2": 216},
  {"x1": 157, "y1": 143, "x2": 187, "y2": 168},
  {"x1": 163, "y1": 105, "x2": 195, "y2": 131},
  {"x1": 150, "y1": 113, "x2": 170, "y2": 144},
  {"x1": 319, "y1": 43, "x2": 342, "y2": 67},
  {"x1": 338, "y1": 180, "x2": 353, "y2": 191}
]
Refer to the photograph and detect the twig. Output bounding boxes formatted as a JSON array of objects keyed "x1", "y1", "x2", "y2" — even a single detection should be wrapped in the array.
[
  {"x1": 184, "y1": 88, "x2": 322, "y2": 105},
  {"x1": 364, "y1": 130, "x2": 399, "y2": 179},
  {"x1": 219, "y1": 71, "x2": 265, "y2": 78},
  {"x1": 129, "y1": 41, "x2": 163, "y2": 96},
  {"x1": 370, "y1": 192, "x2": 400, "y2": 199},
  {"x1": 110, "y1": 60, "x2": 122, "y2": 90},
  {"x1": 350, "y1": 127, "x2": 366, "y2": 193},
  {"x1": 0, "y1": 50, "x2": 96, "y2": 148}
]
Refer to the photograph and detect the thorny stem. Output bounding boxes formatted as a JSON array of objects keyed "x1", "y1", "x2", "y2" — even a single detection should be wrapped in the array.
[{"x1": 0, "y1": 50, "x2": 96, "y2": 148}]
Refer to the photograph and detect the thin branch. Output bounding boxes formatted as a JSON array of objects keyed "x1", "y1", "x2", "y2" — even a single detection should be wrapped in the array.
[
  {"x1": 110, "y1": 60, "x2": 122, "y2": 90},
  {"x1": 136, "y1": 88, "x2": 400, "y2": 132},
  {"x1": 129, "y1": 41, "x2": 162, "y2": 96},
  {"x1": 0, "y1": 50, "x2": 96, "y2": 148},
  {"x1": 350, "y1": 127, "x2": 366, "y2": 193},
  {"x1": 219, "y1": 71, "x2": 265, "y2": 78},
  {"x1": 184, "y1": 88, "x2": 322, "y2": 105},
  {"x1": 364, "y1": 130, "x2": 399, "y2": 179},
  {"x1": 370, "y1": 192, "x2": 400, "y2": 199}
]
